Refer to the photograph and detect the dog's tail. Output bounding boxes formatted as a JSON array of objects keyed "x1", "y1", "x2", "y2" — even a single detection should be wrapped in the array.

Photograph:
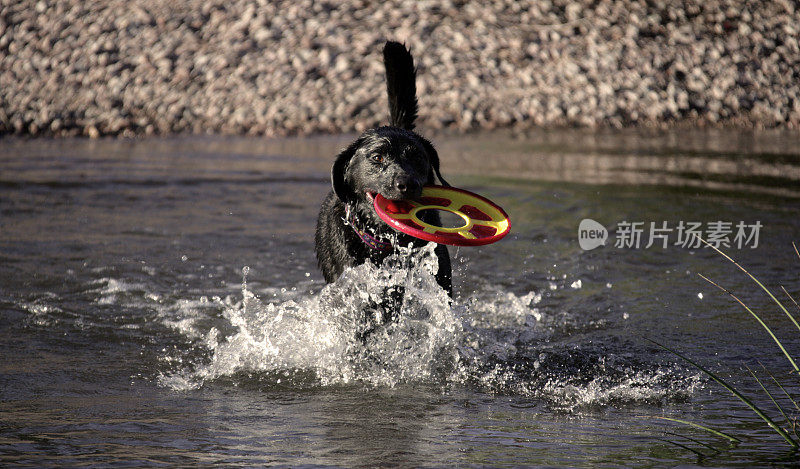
[{"x1": 383, "y1": 41, "x2": 418, "y2": 130}]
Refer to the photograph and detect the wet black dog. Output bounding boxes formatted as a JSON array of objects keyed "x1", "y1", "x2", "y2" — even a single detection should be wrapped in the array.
[{"x1": 315, "y1": 41, "x2": 452, "y2": 310}]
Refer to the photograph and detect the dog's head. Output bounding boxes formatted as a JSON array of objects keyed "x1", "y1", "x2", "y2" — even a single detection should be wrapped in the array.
[{"x1": 331, "y1": 126, "x2": 447, "y2": 217}]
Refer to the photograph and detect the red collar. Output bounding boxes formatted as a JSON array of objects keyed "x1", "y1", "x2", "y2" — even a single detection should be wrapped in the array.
[{"x1": 344, "y1": 204, "x2": 394, "y2": 251}]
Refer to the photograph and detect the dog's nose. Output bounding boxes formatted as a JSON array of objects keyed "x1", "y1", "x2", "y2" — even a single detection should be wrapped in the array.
[{"x1": 394, "y1": 176, "x2": 419, "y2": 196}]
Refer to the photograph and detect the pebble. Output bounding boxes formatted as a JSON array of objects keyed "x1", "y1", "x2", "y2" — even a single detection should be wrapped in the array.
[{"x1": 1, "y1": 0, "x2": 799, "y2": 138}]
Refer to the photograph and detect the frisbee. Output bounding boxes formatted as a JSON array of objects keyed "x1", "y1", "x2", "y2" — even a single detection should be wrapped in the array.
[{"x1": 373, "y1": 185, "x2": 510, "y2": 246}]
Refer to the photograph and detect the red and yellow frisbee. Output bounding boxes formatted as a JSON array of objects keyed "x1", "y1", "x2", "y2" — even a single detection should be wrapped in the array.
[{"x1": 373, "y1": 185, "x2": 510, "y2": 246}]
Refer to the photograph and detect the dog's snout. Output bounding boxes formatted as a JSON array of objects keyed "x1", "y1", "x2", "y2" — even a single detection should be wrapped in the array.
[{"x1": 394, "y1": 175, "x2": 419, "y2": 196}]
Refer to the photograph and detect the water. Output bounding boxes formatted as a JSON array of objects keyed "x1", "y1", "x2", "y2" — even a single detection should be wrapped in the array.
[{"x1": 1, "y1": 131, "x2": 799, "y2": 466}]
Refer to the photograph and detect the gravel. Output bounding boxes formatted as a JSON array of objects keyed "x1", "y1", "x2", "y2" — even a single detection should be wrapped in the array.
[{"x1": 2, "y1": 0, "x2": 799, "y2": 137}]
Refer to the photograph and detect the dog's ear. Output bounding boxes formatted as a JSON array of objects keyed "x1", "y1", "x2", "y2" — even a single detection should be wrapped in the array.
[
  {"x1": 420, "y1": 137, "x2": 449, "y2": 187},
  {"x1": 331, "y1": 139, "x2": 361, "y2": 203}
]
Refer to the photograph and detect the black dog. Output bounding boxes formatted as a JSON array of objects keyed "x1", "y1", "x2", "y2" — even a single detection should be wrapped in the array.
[{"x1": 315, "y1": 41, "x2": 452, "y2": 304}]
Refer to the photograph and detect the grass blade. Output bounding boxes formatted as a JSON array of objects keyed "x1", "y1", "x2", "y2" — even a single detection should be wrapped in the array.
[
  {"x1": 665, "y1": 431, "x2": 721, "y2": 453},
  {"x1": 657, "y1": 438, "x2": 708, "y2": 458},
  {"x1": 650, "y1": 416, "x2": 740, "y2": 443},
  {"x1": 699, "y1": 273, "x2": 799, "y2": 373},
  {"x1": 746, "y1": 365, "x2": 793, "y2": 433},
  {"x1": 758, "y1": 362, "x2": 800, "y2": 440},
  {"x1": 770, "y1": 373, "x2": 800, "y2": 413},
  {"x1": 700, "y1": 239, "x2": 800, "y2": 336},
  {"x1": 647, "y1": 338, "x2": 799, "y2": 448},
  {"x1": 781, "y1": 285, "x2": 800, "y2": 314}
]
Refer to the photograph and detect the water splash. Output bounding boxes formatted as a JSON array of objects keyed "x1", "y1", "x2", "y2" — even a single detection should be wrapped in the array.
[
  {"x1": 160, "y1": 244, "x2": 464, "y2": 389},
  {"x1": 144, "y1": 244, "x2": 701, "y2": 410}
]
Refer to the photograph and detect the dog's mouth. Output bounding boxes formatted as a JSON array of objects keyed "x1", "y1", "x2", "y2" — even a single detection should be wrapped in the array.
[{"x1": 366, "y1": 190, "x2": 422, "y2": 205}]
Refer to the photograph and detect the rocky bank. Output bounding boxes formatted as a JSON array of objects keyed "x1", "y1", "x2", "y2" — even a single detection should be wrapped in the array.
[{"x1": 1, "y1": 0, "x2": 799, "y2": 137}]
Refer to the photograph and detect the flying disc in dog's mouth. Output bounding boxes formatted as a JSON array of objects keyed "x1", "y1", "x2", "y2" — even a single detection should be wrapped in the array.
[{"x1": 372, "y1": 186, "x2": 510, "y2": 247}]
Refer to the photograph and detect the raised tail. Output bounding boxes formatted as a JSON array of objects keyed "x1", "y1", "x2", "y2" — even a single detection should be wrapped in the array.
[{"x1": 383, "y1": 41, "x2": 418, "y2": 130}]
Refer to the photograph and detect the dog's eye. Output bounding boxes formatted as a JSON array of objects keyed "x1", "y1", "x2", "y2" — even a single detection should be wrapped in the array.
[{"x1": 371, "y1": 154, "x2": 384, "y2": 163}]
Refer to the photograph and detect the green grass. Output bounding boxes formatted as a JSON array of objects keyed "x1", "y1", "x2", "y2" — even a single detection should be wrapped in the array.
[{"x1": 651, "y1": 241, "x2": 800, "y2": 455}]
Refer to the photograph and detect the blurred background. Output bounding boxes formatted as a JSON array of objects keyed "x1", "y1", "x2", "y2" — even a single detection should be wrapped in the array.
[{"x1": 2, "y1": 0, "x2": 799, "y2": 138}]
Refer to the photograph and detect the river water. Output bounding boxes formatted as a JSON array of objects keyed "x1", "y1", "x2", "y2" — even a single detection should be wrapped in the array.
[{"x1": 1, "y1": 130, "x2": 799, "y2": 467}]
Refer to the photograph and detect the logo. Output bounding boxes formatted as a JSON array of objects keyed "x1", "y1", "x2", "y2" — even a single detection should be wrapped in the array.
[{"x1": 578, "y1": 218, "x2": 608, "y2": 251}]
